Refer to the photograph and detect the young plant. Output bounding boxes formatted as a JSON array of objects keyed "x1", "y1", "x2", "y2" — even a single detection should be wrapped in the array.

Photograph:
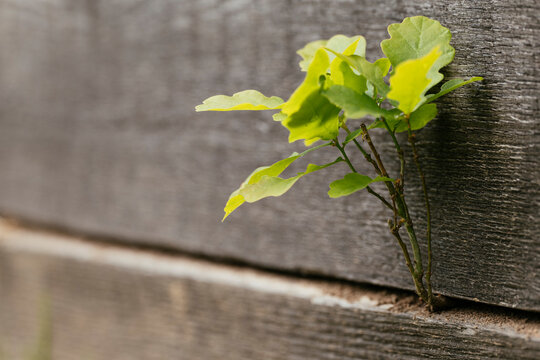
[{"x1": 196, "y1": 16, "x2": 482, "y2": 311}]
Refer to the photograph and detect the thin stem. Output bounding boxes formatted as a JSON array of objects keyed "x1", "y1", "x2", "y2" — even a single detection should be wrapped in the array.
[
  {"x1": 344, "y1": 124, "x2": 402, "y2": 227},
  {"x1": 380, "y1": 118, "x2": 404, "y2": 232},
  {"x1": 338, "y1": 126, "x2": 429, "y2": 305},
  {"x1": 391, "y1": 194, "x2": 398, "y2": 229},
  {"x1": 381, "y1": 118, "x2": 405, "y2": 190},
  {"x1": 366, "y1": 187, "x2": 393, "y2": 211},
  {"x1": 387, "y1": 220, "x2": 426, "y2": 299},
  {"x1": 359, "y1": 124, "x2": 401, "y2": 207},
  {"x1": 334, "y1": 139, "x2": 358, "y2": 173},
  {"x1": 360, "y1": 124, "x2": 389, "y2": 177},
  {"x1": 336, "y1": 130, "x2": 422, "y2": 298},
  {"x1": 404, "y1": 115, "x2": 433, "y2": 303},
  {"x1": 360, "y1": 124, "x2": 425, "y2": 292},
  {"x1": 333, "y1": 139, "x2": 393, "y2": 211},
  {"x1": 388, "y1": 221, "x2": 414, "y2": 274},
  {"x1": 367, "y1": 187, "x2": 393, "y2": 211},
  {"x1": 342, "y1": 124, "x2": 381, "y2": 174},
  {"x1": 380, "y1": 119, "x2": 418, "y2": 274}
]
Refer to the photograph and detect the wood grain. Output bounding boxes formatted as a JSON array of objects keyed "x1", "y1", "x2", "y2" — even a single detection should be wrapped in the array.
[
  {"x1": 0, "y1": 222, "x2": 538, "y2": 360},
  {"x1": 0, "y1": 0, "x2": 538, "y2": 310}
]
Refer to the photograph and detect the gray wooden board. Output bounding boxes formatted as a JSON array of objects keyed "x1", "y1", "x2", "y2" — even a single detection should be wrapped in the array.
[
  {"x1": 0, "y1": 0, "x2": 538, "y2": 310},
  {"x1": 0, "y1": 222, "x2": 539, "y2": 360}
]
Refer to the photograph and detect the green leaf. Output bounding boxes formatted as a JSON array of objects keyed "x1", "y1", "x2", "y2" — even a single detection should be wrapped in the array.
[
  {"x1": 298, "y1": 35, "x2": 366, "y2": 71},
  {"x1": 322, "y1": 85, "x2": 386, "y2": 119},
  {"x1": 282, "y1": 90, "x2": 341, "y2": 145},
  {"x1": 381, "y1": 16, "x2": 455, "y2": 91},
  {"x1": 326, "y1": 50, "x2": 390, "y2": 97},
  {"x1": 364, "y1": 57, "x2": 392, "y2": 97},
  {"x1": 223, "y1": 152, "x2": 342, "y2": 220},
  {"x1": 331, "y1": 61, "x2": 368, "y2": 95},
  {"x1": 407, "y1": 103, "x2": 438, "y2": 131},
  {"x1": 328, "y1": 173, "x2": 392, "y2": 198},
  {"x1": 426, "y1": 77, "x2": 483, "y2": 103},
  {"x1": 195, "y1": 90, "x2": 283, "y2": 111},
  {"x1": 387, "y1": 46, "x2": 441, "y2": 114},
  {"x1": 368, "y1": 103, "x2": 438, "y2": 133},
  {"x1": 374, "y1": 58, "x2": 391, "y2": 77}
]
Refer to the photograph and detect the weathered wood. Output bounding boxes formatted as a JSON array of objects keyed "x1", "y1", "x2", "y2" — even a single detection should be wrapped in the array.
[
  {"x1": 0, "y1": 222, "x2": 538, "y2": 360},
  {"x1": 0, "y1": 0, "x2": 538, "y2": 310}
]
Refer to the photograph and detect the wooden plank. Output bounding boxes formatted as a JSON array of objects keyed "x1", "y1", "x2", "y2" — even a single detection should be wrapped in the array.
[
  {"x1": 0, "y1": 0, "x2": 538, "y2": 310},
  {"x1": 0, "y1": 221, "x2": 538, "y2": 360}
]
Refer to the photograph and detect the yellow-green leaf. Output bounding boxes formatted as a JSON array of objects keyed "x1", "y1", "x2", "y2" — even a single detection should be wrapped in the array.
[
  {"x1": 223, "y1": 194, "x2": 245, "y2": 220},
  {"x1": 239, "y1": 175, "x2": 302, "y2": 203},
  {"x1": 387, "y1": 46, "x2": 441, "y2": 114},
  {"x1": 326, "y1": 35, "x2": 366, "y2": 61},
  {"x1": 329, "y1": 39, "x2": 369, "y2": 95},
  {"x1": 282, "y1": 90, "x2": 341, "y2": 145},
  {"x1": 223, "y1": 151, "x2": 341, "y2": 220},
  {"x1": 381, "y1": 16, "x2": 455, "y2": 91},
  {"x1": 426, "y1": 77, "x2": 483, "y2": 103},
  {"x1": 279, "y1": 48, "x2": 344, "y2": 145},
  {"x1": 272, "y1": 112, "x2": 287, "y2": 122},
  {"x1": 241, "y1": 158, "x2": 342, "y2": 202},
  {"x1": 223, "y1": 152, "x2": 301, "y2": 220},
  {"x1": 331, "y1": 61, "x2": 368, "y2": 95},
  {"x1": 282, "y1": 48, "x2": 330, "y2": 116},
  {"x1": 297, "y1": 40, "x2": 328, "y2": 71},
  {"x1": 374, "y1": 58, "x2": 391, "y2": 77},
  {"x1": 297, "y1": 35, "x2": 366, "y2": 71},
  {"x1": 328, "y1": 173, "x2": 392, "y2": 198},
  {"x1": 195, "y1": 90, "x2": 283, "y2": 111}
]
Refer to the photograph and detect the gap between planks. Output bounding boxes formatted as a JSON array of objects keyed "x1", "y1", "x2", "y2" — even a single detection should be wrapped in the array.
[{"x1": 0, "y1": 218, "x2": 538, "y2": 341}]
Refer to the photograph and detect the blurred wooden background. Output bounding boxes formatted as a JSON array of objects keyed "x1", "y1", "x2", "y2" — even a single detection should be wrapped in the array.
[{"x1": 0, "y1": 0, "x2": 538, "y2": 358}]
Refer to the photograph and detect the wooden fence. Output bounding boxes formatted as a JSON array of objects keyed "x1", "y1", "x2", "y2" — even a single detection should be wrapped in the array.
[{"x1": 0, "y1": 0, "x2": 538, "y2": 358}]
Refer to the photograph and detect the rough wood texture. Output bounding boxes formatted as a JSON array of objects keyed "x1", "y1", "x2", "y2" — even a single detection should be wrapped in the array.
[
  {"x1": 0, "y1": 222, "x2": 538, "y2": 360},
  {"x1": 0, "y1": 0, "x2": 538, "y2": 310}
]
